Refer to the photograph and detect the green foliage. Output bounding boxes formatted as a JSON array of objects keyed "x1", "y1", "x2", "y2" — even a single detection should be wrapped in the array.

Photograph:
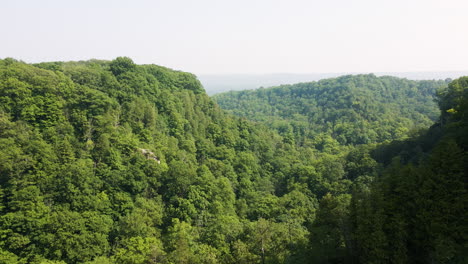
[
  {"x1": 309, "y1": 193, "x2": 351, "y2": 263},
  {"x1": 348, "y1": 76, "x2": 468, "y2": 263},
  {"x1": 0, "y1": 58, "x2": 319, "y2": 263},
  {"x1": 109, "y1": 57, "x2": 137, "y2": 76},
  {"x1": 214, "y1": 74, "x2": 447, "y2": 146},
  {"x1": 0, "y1": 58, "x2": 465, "y2": 264}
]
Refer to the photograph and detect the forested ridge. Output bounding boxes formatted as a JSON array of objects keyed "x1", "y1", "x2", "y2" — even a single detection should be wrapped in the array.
[
  {"x1": 213, "y1": 75, "x2": 448, "y2": 146},
  {"x1": 0, "y1": 58, "x2": 466, "y2": 264}
]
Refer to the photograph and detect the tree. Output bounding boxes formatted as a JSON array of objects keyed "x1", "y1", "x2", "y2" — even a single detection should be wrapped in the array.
[{"x1": 109, "y1": 57, "x2": 136, "y2": 76}]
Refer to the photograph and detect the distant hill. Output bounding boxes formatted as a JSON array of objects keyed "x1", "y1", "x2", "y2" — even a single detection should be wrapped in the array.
[
  {"x1": 213, "y1": 74, "x2": 448, "y2": 146},
  {"x1": 200, "y1": 71, "x2": 467, "y2": 95}
]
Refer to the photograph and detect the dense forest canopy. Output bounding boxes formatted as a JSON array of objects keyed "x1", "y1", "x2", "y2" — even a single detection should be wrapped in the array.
[
  {"x1": 0, "y1": 58, "x2": 320, "y2": 263},
  {"x1": 0, "y1": 58, "x2": 466, "y2": 264},
  {"x1": 213, "y1": 75, "x2": 448, "y2": 146}
]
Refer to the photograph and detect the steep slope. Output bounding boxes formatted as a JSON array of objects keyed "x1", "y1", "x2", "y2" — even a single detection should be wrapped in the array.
[
  {"x1": 347, "y1": 77, "x2": 468, "y2": 263},
  {"x1": 213, "y1": 74, "x2": 448, "y2": 146},
  {"x1": 0, "y1": 58, "x2": 316, "y2": 263},
  {"x1": 212, "y1": 74, "x2": 467, "y2": 263}
]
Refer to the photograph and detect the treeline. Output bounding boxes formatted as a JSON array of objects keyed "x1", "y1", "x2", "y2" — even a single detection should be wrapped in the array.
[{"x1": 213, "y1": 75, "x2": 448, "y2": 146}]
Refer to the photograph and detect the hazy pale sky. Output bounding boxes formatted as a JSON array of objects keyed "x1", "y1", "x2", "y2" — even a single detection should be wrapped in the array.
[{"x1": 1, "y1": 0, "x2": 467, "y2": 74}]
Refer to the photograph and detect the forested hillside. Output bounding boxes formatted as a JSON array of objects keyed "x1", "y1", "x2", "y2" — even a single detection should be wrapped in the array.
[
  {"x1": 0, "y1": 58, "x2": 330, "y2": 263},
  {"x1": 213, "y1": 74, "x2": 468, "y2": 263},
  {"x1": 213, "y1": 75, "x2": 448, "y2": 146},
  {"x1": 0, "y1": 58, "x2": 466, "y2": 264},
  {"x1": 346, "y1": 77, "x2": 468, "y2": 263}
]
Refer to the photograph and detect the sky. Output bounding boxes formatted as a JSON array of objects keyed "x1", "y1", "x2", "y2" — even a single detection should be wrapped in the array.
[{"x1": 1, "y1": 0, "x2": 467, "y2": 75}]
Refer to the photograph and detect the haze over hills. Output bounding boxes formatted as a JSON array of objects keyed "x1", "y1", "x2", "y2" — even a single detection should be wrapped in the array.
[{"x1": 200, "y1": 71, "x2": 468, "y2": 95}]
